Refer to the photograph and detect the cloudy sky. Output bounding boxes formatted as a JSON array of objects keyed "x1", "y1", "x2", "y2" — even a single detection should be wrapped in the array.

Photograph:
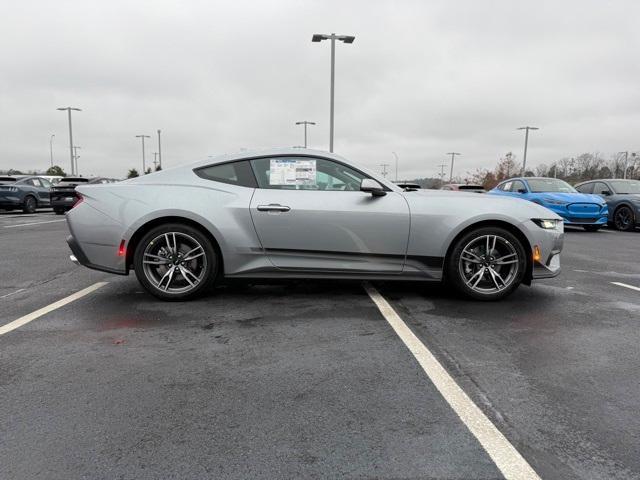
[{"x1": 1, "y1": 0, "x2": 639, "y2": 179}]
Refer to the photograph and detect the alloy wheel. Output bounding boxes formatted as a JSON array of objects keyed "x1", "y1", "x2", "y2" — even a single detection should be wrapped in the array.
[
  {"x1": 142, "y1": 231, "x2": 208, "y2": 294},
  {"x1": 614, "y1": 206, "x2": 633, "y2": 231},
  {"x1": 458, "y1": 234, "x2": 520, "y2": 294}
]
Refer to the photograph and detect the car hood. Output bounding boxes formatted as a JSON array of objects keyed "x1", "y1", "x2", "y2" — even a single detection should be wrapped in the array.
[
  {"x1": 403, "y1": 189, "x2": 562, "y2": 221},
  {"x1": 534, "y1": 192, "x2": 603, "y2": 204}
]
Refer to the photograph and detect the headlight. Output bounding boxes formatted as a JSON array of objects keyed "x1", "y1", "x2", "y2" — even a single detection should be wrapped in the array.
[{"x1": 532, "y1": 218, "x2": 561, "y2": 229}]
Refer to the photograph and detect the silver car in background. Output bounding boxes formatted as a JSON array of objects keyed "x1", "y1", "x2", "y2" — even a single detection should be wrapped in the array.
[{"x1": 66, "y1": 148, "x2": 563, "y2": 301}]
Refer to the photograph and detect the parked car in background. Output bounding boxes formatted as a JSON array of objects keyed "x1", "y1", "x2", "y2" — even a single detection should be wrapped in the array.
[
  {"x1": 441, "y1": 184, "x2": 486, "y2": 193},
  {"x1": 575, "y1": 179, "x2": 640, "y2": 231},
  {"x1": 40, "y1": 175, "x2": 63, "y2": 185},
  {"x1": 489, "y1": 177, "x2": 608, "y2": 231},
  {"x1": 393, "y1": 182, "x2": 421, "y2": 190},
  {"x1": 0, "y1": 176, "x2": 18, "y2": 185},
  {"x1": 0, "y1": 176, "x2": 52, "y2": 213},
  {"x1": 50, "y1": 177, "x2": 119, "y2": 214},
  {"x1": 66, "y1": 148, "x2": 564, "y2": 302}
]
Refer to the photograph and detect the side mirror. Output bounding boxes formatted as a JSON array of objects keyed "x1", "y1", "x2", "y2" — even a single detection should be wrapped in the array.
[
  {"x1": 517, "y1": 188, "x2": 527, "y2": 194},
  {"x1": 360, "y1": 178, "x2": 386, "y2": 197}
]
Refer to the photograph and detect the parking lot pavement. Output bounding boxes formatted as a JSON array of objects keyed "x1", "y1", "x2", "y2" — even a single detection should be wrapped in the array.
[{"x1": 1, "y1": 220, "x2": 639, "y2": 479}]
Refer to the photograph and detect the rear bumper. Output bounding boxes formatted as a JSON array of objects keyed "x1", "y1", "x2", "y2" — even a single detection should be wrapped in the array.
[
  {"x1": 67, "y1": 234, "x2": 128, "y2": 275},
  {"x1": 0, "y1": 197, "x2": 22, "y2": 207}
]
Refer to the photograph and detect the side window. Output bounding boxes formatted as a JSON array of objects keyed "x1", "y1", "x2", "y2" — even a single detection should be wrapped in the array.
[
  {"x1": 592, "y1": 182, "x2": 609, "y2": 195},
  {"x1": 29, "y1": 178, "x2": 41, "y2": 187},
  {"x1": 40, "y1": 178, "x2": 51, "y2": 188},
  {"x1": 500, "y1": 181, "x2": 512, "y2": 191},
  {"x1": 576, "y1": 183, "x2": 594, "y2": 194},
  {"x1": 510, "y1": 180, "x2": 526, "y2": 193},
  {"x1": 194, "y1": 160, "x2": 257, "y2": 188},
  {"x1": 250, "y1": 157, "x2": 368, "y2": 191}
]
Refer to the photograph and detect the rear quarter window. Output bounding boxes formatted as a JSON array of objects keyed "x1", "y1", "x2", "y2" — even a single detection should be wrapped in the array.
[{"x1": 194, "y1": 160, "x2": 257, "y2": 188}]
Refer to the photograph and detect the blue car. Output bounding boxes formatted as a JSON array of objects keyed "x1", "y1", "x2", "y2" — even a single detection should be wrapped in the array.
[{"x1": 489, "y1": 177, "x2": 608, "y2": 231}]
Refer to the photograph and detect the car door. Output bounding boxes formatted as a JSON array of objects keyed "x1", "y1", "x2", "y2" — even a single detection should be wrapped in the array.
[
  {"x1": 32, "y1": 178, "x2": 51, "y2": 204},
  {"x1": 249, "y1": 156, "x2": 410, "y2": 273}
]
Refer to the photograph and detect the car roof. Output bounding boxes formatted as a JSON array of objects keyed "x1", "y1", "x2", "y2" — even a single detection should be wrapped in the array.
[{"x1": 129, "y1": 147, "x2": 402, "y2": 192}]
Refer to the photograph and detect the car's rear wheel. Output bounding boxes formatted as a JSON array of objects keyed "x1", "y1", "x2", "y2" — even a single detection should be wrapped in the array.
[
  {"x1": 133, "y1": 223, "x2": 218, "y2": 301},
  {"x1": 583, "y1": 225, "x2": 601, "y2": 232},
  {"x1": 54, "y1": 208, "x2": 66, "y2": 215},
  {"x1": 22, "y1": 196, "x2": 37, "y2": 214},
  {"x1": 613, "y1": 205, "x2": 635, "y2": 231},
  {"x1": 446, "y1": 226, "x2": 526, "y2": 301}
]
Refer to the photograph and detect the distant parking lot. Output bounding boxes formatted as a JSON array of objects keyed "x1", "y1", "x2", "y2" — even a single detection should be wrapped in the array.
[{"x1": 1, "y1": 209, "x2": 639, "y2": 479}]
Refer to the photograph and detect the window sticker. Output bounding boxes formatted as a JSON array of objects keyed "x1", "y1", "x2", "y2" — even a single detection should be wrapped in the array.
[{"x1": 269, "y1": 159, "x2": 316, "y2": 186}]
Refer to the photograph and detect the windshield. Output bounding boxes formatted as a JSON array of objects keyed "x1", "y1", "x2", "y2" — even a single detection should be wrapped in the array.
[
  {"x1": 527, "y1": 178, "x2": 576, "y2": 193},
  {"x1": 609, "y1": 180, "x2": 640, "y2": 194}
]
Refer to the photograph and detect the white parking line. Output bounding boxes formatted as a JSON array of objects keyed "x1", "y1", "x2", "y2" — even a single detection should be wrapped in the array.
[
  {"x1": 611, "y1": 281, "x2": 640, "y2": 292},
  {"x1": 364, "y1": 284, "x2": 541, "y2": 480},
  {"x1": 0, "y1": 282, "x2": 108, "y2": 336},
  {"x1": 4, "y1": 219, "x2": 66, "y2": 228},
  {"x1": 0, "y1": 288, "x2": 26, "y2": 299}
]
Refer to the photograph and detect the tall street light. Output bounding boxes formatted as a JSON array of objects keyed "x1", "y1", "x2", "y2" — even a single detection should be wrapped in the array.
[
  {"x1": 447, "y1": 152, "x2": 461, "y2": 182},
  {"x1": 311, "y1": 33, "x2": 355, "y2": 153},
  {"x1": 295, "y1": 121, "x2": 316, "y2": 148},
  {"x1": 73, "y1": 146, "x2": 81, "y2": 175},
  {"x1": 517, "y1": 126, "x2": 539, "y2": 176},
  {"x1": 136, "y1": 135, "x2": 151, "y2": 173},
  {"x1": 157, "y1": 129, "x2": 162, "y2": 169},
  {"x1": 379, "y1": 163, "x2": 390, "y2": 178},
  {"x1": 392, "y1": 152, "x2": 399, "y2": 181},
  {"x1": 57, "y1": 107, "x2": 81, "y2": 175},
  {"x1": 49, "y1": 134, "x2": 55, "y2": 168}
]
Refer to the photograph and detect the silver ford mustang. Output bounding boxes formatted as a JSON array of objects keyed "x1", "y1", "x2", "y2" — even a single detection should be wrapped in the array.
[{"x1": 66, "y1": 148, "x2": 563, "y2": 301}]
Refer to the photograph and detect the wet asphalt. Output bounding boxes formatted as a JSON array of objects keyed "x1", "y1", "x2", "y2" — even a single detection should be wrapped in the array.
[{"x1": 0, "y1": 210, "x2": 639, "y2": 480}]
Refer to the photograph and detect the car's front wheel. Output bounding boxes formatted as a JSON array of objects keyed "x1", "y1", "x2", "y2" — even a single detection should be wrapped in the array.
[
  {"x1": 22, "y1": 196, "x2": 37, "y2": 214},
  {"x1": 133, "y1": 223, "x2": 218, "y2": 301},
  {"x1": 446, "y1": 226, "x2": 527, "y2": 301},
  {"x1": 613, "y1": 205, "x2": 635, "y2": 231}
]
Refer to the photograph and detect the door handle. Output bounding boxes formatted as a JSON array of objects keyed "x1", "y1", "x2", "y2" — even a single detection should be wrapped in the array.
[{"x1": 257, "y1": 204, "x2": 291, "y2": 212}]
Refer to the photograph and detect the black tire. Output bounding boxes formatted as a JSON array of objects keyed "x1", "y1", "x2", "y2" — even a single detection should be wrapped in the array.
[
  {"x1": 446, "y1": 226, "x2": 527, "y2": 301},
  {"x1": 583, "y1": 225, "x2": 600, "y2": 232},
  {"x1": 133, "y1": 223, "x2": 218, "y2": 301},
  {"x1": 22, "y1": 195, "x2": 37, "y2": 214},
  {"x1": 613, "y1": 205, "x2": 635, "y2": 231},
  {"x1": 54, "y1": 208, "x2": 66, "y2": 215}
]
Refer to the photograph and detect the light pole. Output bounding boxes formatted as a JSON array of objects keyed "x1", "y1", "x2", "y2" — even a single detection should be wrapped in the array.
[
  {"x1": 157, "y1": 129, "x2": 162, "y2": 169},
  {"x1": 136, "y1": 135, "x2": 151, "y2": 173},
  {"x1": 517, "y1": 126, "x2": 539, "y2": 176},
  {"x1": 379, "y1": 163, "x2": 390, "y2": 178},
  {"x1": 295, "y1": 121, "x2": 316, "y2": 148},
  {"x1": 392, "y1": 152, "x2": 399, "y2": 181},
  {"x1": 152, "y1": 152, "x2": 159, "y2": 170},
  {"x1": 437, "y1": 163, "x2": 448, "y2": 184},
  {"x1": 73, "y1": 146, "x2": 81, "y2": 175},
  {"x1": 447, "y1": 152, "x2": 461, "y2": 182},
  {"x1": 57, "y1": 107, "x2": 81, "y2": 175},
  {"x1": 311, "y1": 33, "x2": 355, "y2": 152},
  {"x1": 49, "y1": 134, "x2": 55, "y2": 168}
]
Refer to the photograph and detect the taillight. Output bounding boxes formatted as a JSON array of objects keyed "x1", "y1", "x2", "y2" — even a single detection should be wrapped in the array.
[
  {"x1": 117, "y1": 239, "x2": 126, "y2": 257},
  {"x1": 72, "y1": 193, "x2": 84, "y2": 208}
]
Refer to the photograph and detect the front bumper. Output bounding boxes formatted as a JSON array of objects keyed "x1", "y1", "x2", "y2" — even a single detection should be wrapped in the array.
[{"x1": 526, "y1": 222, "x2": 564, "y2": 280}]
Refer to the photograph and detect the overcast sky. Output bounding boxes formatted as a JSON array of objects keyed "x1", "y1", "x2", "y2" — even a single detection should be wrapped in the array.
[{"x1": 1, "y1": 0, "x2": 639, "y2": 179}]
